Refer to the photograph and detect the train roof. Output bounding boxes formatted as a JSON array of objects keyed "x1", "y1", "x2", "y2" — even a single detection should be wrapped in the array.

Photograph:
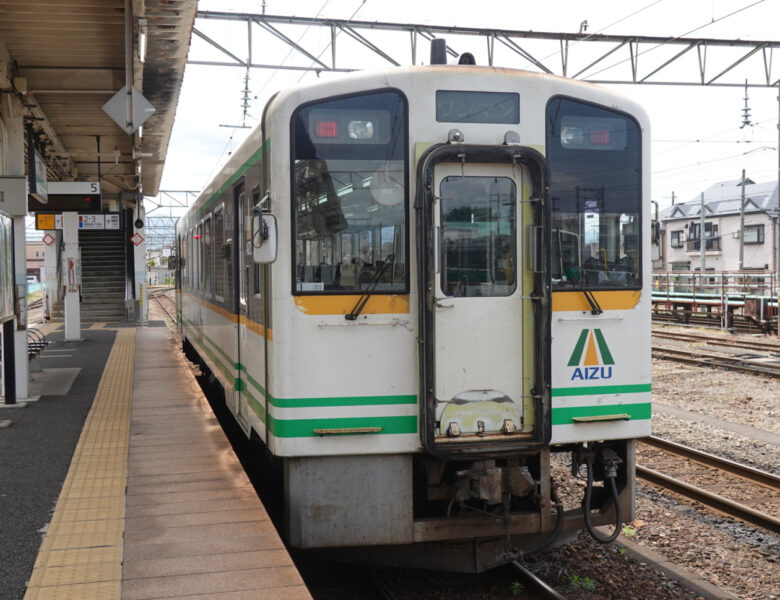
[{"x1": 181, "y1": 64, "x2": 649, "y2": 224}]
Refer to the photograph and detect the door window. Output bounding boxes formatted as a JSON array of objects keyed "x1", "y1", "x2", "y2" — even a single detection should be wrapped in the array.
[{"x1": 440, "y1": 176, "x2": 517, "y2": 297}]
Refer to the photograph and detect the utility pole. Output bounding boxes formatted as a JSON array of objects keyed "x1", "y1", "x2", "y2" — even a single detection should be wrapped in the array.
[
  {"x1": 700, "y1": 192, "x2": 706, "y2": 272},
  {"x1": 739, "y1": 169, "x2": 746, "y2": 271}
]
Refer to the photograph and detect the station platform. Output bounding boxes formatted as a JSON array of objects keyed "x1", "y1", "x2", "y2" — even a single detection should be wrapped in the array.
[{"x1": 1, "y1": 322, "x2": 311, "y2": 600}]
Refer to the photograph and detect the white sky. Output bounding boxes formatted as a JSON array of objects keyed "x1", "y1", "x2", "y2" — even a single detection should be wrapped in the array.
[{"x1": 157, "y1": 0, "x2": 780, "y2": 214}]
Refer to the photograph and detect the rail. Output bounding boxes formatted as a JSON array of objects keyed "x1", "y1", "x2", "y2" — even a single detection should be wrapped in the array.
[
  {"x1": 637, "y1": 436, "x2": 780, "y2": 534},
  {"x1": 651, "y1": 345, "x2": 780, "y2": 378},
  {"x1": 149, "y1": 287, "x2": 176, "y2": 323},
  {"x1": 510, "y1": 561, "x2": 568, "y2": 600},
  {"x1": 652, "y1": 330, "x2": 780, "y2": 353}
]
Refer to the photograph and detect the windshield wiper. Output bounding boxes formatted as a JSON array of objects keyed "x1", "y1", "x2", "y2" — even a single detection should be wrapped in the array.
[
  {"x1": 581, "y1": 286, "x2": 603, "y2": 315},
  {"x1": 564, "y1": 267, "x2": 603, "y2": 315},
  {"x1": 345, "y1": 254, "x2": 396, "y2": 321}
]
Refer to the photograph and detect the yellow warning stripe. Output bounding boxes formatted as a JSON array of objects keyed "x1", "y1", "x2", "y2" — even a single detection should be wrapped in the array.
[
  {"x1": 552, "y1": 290, "x2": 641, "y2": 312},
  {"x1": 294, "y1": 293, "x2": 410, "y2": 315},
  {"x1": 24, "y1": 328, "x2": 135, "y2": 600}
]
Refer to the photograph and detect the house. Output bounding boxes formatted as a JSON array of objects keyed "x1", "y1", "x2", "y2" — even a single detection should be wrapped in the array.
[
  {"x1": 657, "y1": 179, "x2": 779, "y2": 272},
  {"x1": 25, "y1": 241, "x2": 46, "y2": 282},
  {"x1": 147, "y1": 249, "x2": 174, "y2": 286}
]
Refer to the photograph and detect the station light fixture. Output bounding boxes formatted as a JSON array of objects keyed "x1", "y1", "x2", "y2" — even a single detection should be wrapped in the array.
[{"x1": 138, "y1": 18, "x2": 148, "y2": 63}]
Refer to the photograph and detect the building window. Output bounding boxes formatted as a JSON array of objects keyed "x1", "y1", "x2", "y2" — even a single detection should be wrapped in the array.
[
  {"x1": 670, "y1": 230, "x2": 684, "y2": 248},
  {"x1": 743, "y1": 224, "x2": 764, "y2": 244},
  {"x1": 687, "y1": 222, "x2": 719, "y2": 251}
]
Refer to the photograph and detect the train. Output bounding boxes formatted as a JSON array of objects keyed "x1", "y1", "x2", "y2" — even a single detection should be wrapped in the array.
[{"x1": 174, "y1": 57, "x2": 651, "y2": 572}]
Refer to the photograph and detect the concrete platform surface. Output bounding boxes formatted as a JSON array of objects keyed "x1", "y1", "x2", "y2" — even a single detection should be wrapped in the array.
[{"x1": 5, "y1": 324, "x2": 311, "y2": 600}]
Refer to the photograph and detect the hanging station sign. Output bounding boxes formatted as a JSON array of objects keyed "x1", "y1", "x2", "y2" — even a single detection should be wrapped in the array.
[
  {"x1": 28, "y1": 149, "x2": 48, "y2": 203},
  {"x1": 28, "y1": 181, "x2": 102, "y2": 213}
]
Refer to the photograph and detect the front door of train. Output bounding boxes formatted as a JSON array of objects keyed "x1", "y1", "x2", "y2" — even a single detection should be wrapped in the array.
[{"x1": 418, "y1": 146, "x2": 550, "y2": 454}]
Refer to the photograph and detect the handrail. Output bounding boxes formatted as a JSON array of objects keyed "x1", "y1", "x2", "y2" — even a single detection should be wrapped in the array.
[{"x1": 652, "y1": 269, "x2": 776, "y2": 298}]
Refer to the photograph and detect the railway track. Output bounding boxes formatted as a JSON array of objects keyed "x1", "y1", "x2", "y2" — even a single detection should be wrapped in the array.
[
  {"x1": 509, "y1": 562, "x2": 567, "y2": 600},
  {"x1": 149, "y1": 288, "x2": 177, "y2": 323},
  {"x1": 651, "y1": 345, "x2": 780, "y2": 378},
  {"x1": 652, "y1": 329, "x2": 780, "y2": 353},
  {"x1": 637, "y1": 436, "x2": 780, "y2": 535}
]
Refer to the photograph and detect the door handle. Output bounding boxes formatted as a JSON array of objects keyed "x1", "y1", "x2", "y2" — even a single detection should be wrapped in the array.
[{"x1": 434, "y1": 297, "x2": 454, "y2": 309}]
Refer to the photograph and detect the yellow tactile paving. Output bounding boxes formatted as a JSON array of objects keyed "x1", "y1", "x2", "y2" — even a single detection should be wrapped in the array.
[{"x1": 24, "y1": 328, "x2": 135, "y2": 600}]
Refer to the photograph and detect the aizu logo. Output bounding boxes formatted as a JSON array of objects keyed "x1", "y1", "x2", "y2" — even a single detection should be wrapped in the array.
[{"x1": 568, "y1": 329, "x2": 614, "y2": 381}]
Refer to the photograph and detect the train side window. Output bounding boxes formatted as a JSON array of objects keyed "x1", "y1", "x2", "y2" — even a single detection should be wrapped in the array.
[
  {"x1": 203, "y1": 216, "x2": 213, "y2": 296},
  {"x1": 252, "y1": 188, "x2": 263, "y2": 296},
  {"x1": 546, "y1": 97, "x2": 641, "y2": 290},
  {"x1": 214, "y1": 207, "x2": 225, "y2": 302},
  {"x1": 180, "y1": 234, "x2": 187, "y2": 289},
  {"x1": 197, "y1": 223, "x2": 204, "y2": 290},
  {"x1": 239, "y1": 191, "x2": 249, "y2": 306},
  {"x1": 191, "y1": 227, "x2": 198, "y2": 290}
]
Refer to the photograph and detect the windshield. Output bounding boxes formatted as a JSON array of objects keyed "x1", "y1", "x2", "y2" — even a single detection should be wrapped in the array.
[
  {"x1": 546, "y1": 97, "x2": 641, "y2": 290},
  {"x1": 291, "y1": 91, "x2": 407, "y2": 294}
]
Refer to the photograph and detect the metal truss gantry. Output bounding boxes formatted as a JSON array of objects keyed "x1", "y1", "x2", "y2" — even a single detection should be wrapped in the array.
[
  {"x1": 143, "y1": 190, "x2": 198, "y2": 251},
  {"x1": 192, "y1": 11, "x2": 780, "y2": 88}
]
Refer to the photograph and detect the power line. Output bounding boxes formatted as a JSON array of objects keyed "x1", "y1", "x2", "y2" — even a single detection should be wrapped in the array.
[
  {"x1": 586, "y1": 0, "x2": 767, "y2": 79},
  {"x1": 296, "y1": 0, "x2": 368, "y2": 83},
  {"x1": 519, "y1": 0, "x2": 666, "y2": 71}
]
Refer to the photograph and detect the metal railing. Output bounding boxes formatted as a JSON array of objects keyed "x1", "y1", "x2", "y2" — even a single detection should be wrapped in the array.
[
  {"x1": 685, "y1": 237, "x2": 721, "y2": 252},
  {"x1": 652, "y1": 270, "x2": 776, "y2": 298}
]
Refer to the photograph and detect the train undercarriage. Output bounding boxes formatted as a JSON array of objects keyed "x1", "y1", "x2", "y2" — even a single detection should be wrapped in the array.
[{"x1": 284, "y1": 441, "x2": 634, "y2": 572}]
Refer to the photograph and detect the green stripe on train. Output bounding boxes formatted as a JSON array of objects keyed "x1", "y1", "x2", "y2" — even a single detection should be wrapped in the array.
[
  {"x1": 551, "y1": 383, "x2": 651, "y2": 397},
  {"x1": 198, "y1": 138, "x2": 270, "y2": 216},
  {"x1": 268, "y1": 415, "x2": 418, "y2": 438},
  {"x1": 551, "y1": 402, "x2": 651, "y2": 425},
  {"x1": 186, "y1": 324, "x2": 416, "y2": 409}
]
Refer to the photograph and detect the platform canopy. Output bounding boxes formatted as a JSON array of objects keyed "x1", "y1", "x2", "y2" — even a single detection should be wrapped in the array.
[{"x1": 0, "y1": 0, "x2": 196, "y2": 198}]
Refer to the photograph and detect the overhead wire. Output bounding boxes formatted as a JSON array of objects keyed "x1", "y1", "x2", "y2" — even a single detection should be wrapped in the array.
[
  {"x1": 200, "y1": 0, "x2": 336, "y2": 190},
  {"x1": 296, "y1": 0, "x2": 367, "y2": 83},
  {"x1": 517, "y1": 0, "x2": 666, "y2": 69},
  {"x1": 652, "y1": 119, "x2": 776, "y2": 156},
  {"x1": 255, "y1": 0, "x2": 333, "y2": 96},
  {"x1": 585, "y1": 0, "x2": 767, "y2": 79}
]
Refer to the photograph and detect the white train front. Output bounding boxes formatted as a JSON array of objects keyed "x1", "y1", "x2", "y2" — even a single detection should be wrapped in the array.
[{"x1": 175, "y1": 64, "x2": 651, "y2": 572}]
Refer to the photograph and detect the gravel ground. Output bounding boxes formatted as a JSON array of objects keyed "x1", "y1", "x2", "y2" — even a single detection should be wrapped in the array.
[
  {"x1": 524, "y1": 325, "x2": 779, "y2": 600},
  {"x1": 636, "y1": 326, "x2": 778, "y2": 599},
  {"x1": 652, "y1": 345, "x2": 780, "y2": 435}
]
